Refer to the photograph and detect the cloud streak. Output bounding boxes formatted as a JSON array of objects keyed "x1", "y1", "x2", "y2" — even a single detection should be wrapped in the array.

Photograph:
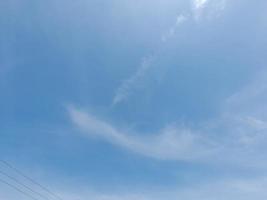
[
  {"x1": 192, "y1": 0, "x2": 227, "y2": 20},
  {"x1": 161, "y1": 14, "x2": 187, "y2": 42},
  {"x1": 113, "y1": 14, "x2": 187, "y2": 106},
  {"x1": 68, "y1": 106, "x2": 216, "y2": 161},
  {"x1": 112, "y1": 0, "x2": 227, "y2": 105},
  {"x1": 112, "y1": 56, "x2": 154, "y2": 105},
  {"x1": 68, "y1": 105, "x2": 267, "y2": 165},
  {"x1": 69, "y1": 70, "x2": 267, "y2": 166},
  {"x1": 192, "y1": 0, "x2": 209, "y2": 20},
  {"x1": 112, "y1": 13, "x2": 187, "y2": 106}
]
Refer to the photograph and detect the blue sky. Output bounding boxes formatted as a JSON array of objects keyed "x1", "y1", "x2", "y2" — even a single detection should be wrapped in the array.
[{"x1": 1, "y1": 0, "x2": 267, "y2": 199}]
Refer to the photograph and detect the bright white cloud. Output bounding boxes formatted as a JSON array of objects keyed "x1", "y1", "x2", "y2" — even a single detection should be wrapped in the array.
[
  {"x1": 194, "y1": 0, "x2": 209, "y2": 10},
  {"x1": 192, "y1": 0, "x2": 227, "y2": 20},
  {"x1": 192, "y1": 0, "x2": 209, "y2": 20}
]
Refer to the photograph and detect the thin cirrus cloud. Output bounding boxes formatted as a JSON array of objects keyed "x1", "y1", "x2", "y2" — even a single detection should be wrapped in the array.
[
  {"x1": 112, "y1": 0, "x2": 226, "y2": 106},
  {"x1": 161, "y1": 14, "x2": 187, "y2": 42},
  {"x1": 112, "y1": 13, "x2": 186, "y2": 106},
  {"x1": 67, "y1": 104, "x2": 267, "y2": 165},
  {"x1": 192, "y1": 0, "x2": 209, "y2": 20},
  {"x1": 111, "y1": 14, "x2": 186, "y2": 106},
  {"x1": 68, "y1": 105, "x2": 217, "y2": 161},
  {"x1": 112, "y1": 56, "x2": 154, "y2": 106},
  {"x1": 112, "y1": 14, "x2": 187, "y2": 106},
  {"x1": 192, "y1": 0, "x2": 227, "y2": 20},
  {"x1": 69, "y1": 71, "x2": 267, "y2": 166}
]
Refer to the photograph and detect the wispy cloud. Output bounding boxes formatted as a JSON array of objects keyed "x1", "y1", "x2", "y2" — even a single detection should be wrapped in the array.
[
  {"x1": 112, "y1": 13, "x2": 188, "y2": 106},
  {"x1": 161, "y1": 14, "x2": 187, "y2": 42},
  {"x1": 112, "y1": 0, "x2": 227, "y2": 106},
  {"x1": 68, "y1": 104, "x2": 267, "y2": 165},
  {"x1": 194, "y1": 0, "x2": 209, "y2": 10},
  {"x1": 112, "y1": 56, "x2": 154, "y2": 105},
  {"x1": 68, "y1": 106, "x2": 216, "y2": 161},
  {"x1": 70, "y1": 70, "x2": 267, "y2": 166},
  {"x1": 192, "y1": 0, "x2": 227, "y2": 20},
  {"x1": 221, "y1": 71, "x2": 267, "y2": 149},
  {"x1": 191, "y1": 0, "x2": 209, "y2": 20},
  {"x1": 112, "y1": 13, "x2": 187, "y2": 106}
]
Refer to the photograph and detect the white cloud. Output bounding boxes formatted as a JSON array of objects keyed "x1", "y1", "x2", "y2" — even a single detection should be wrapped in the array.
[
  {"x1": 112, "y1": 13, "x2": 187, "y2": 106},
  {"x1": 192, "y1": 0, "x2": 227, "y2": 21},
  {"x1": 67, "y1": 107, "x2": 267, "y2": 167},
  {"x1": 68, "y1": 106, "x2": 217, "y2": 161},
  {"x1": 70, "y1": 70, "x2": 267, "y2": 167},
  {"x1": 192, "y1": 0, "x2": 209, "y2": 20},
  {"x1": 112, "y1": 56, "x2": 154, "y2": 105},
  {"x1": 161, "y1": 14, "x2": 187, "y2": 42},
  {"x1": 225, "y1": 72, "x2": 267, "y2": 118},
  {"x1": 112, "y1": 0, "x2": 228, "y2": 105},
  {"x1": 194, "y1": 0, "x2": 209, "y2": 10}
]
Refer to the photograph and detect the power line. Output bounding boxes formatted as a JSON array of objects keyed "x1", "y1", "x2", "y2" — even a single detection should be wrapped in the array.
[
  {"x1": 0, "y1": 177, "x2": 41, "y2": 200},
  {"x1": 0, "y1": 169, "x2": 51, "y2": 200},
  {"x1": 0, "y1": 160, "x2": 63, "y2": 200}
]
